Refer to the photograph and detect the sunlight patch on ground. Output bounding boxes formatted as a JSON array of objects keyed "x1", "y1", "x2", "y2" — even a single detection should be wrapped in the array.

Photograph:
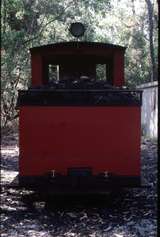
[
  {"x1": 1, "y1": 147, "x2": 19, "y2": 155},
  {"x1": 1, "y1": 170, "x2": 18, "y2": 185}
]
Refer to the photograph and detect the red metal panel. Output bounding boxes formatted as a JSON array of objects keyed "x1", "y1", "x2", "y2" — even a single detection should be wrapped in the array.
[
  {"x1": 113, "y1": 51, "x2": 124, "y2": 86},
  {"x1": 31, "y1": 53, "x2": 43, "y2": 86},
  {"x1": 19, "y1": 107, "x2": 141, "y2": 177}
]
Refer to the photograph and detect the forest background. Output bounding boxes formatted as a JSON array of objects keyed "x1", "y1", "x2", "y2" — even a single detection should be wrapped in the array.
[{"x1": 1, "y1": 0, "x2": 158, "y2": 130}]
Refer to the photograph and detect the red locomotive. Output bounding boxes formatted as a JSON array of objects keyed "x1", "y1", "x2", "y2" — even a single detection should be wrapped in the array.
[{"x1": 17, "y1": 36, "x2": 142, "y2": 192}]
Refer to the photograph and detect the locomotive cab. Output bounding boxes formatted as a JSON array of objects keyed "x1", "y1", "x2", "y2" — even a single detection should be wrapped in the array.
[
  {"x1": 17, "y1": 42, "x2": 142, "y2": 192},
  {"x1": 30, "y1": 42, "x2": 125, "y2": 87}
]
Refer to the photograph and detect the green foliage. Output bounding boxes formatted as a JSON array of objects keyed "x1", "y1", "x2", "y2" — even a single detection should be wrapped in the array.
[{"x1": 1, "y1": 0, "x2": 158, "y2": 129}]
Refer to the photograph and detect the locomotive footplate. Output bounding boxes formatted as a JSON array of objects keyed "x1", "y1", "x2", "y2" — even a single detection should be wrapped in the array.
[{"x1": 18, "y1": 173, "x2": 142, "y2": 194}]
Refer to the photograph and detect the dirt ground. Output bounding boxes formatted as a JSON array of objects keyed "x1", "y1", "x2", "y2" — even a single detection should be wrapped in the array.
[{"x1": 1, "y1": 133, "x2": 157, "y2": 237}]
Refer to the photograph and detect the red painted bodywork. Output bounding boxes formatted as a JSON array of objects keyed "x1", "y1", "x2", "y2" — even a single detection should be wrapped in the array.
[
  {"x1": 31, "y1": 53, "x2": 43, "y2": 86},
  {"x1": 19, "y1": 106, "x2": 141, "y2": 177},
  {"x1": 113, "y1": 52, "x2": 124, "y2": 86}
]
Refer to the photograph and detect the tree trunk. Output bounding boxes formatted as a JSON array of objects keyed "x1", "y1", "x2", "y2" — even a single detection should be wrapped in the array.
[{"x1": 145, "y1": 0, "x2": 156, "y2": 81}]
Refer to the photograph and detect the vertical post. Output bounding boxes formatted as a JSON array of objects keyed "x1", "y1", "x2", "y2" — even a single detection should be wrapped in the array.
[
  {"x1": 31, "y1": 53, "x2": 43, "y2": 86},
  {"x1": 106, "y1": 59, "x2": 113, "y2": 84},
  {"x1": 113, "y1": 51, "x2": 125, "y2": 87}
]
